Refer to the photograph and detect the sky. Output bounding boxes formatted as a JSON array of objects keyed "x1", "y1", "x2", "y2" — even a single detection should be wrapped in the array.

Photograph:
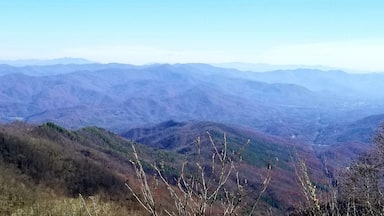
[{"x1": 0, "y1": 0, "x2": 384, "y2": 71}]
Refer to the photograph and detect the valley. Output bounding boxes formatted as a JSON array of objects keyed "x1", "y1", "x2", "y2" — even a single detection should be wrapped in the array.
[
  {"x1": 1, "y1": 62, "x2": 384, "y2": 214},
  {"x1": 2, "y1": 0, "x2": 383, "y2": 214}
]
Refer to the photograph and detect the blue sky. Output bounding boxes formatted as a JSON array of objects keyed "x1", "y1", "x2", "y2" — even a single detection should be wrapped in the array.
[{"x1": 1, "y1": 0, "x2": 383, "y2": 71}]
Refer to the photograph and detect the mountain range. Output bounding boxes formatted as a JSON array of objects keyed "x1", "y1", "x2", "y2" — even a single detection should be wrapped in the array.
[
  {"x1": 1, "y1": 63, "x2": 383, "y2": 142},
  {"x1": 1, "y1": 60, "x2": 384, "y2": 214},
  {"x1": 0, "y1": 57, "x2": 94, "y2": 66}
]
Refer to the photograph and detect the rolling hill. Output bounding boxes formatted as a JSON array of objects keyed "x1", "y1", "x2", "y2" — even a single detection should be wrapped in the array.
[
  {"x1": 0, "y1": 121, "x2": 185, "y2": 215},
  {"x1": 0, "y1": 121, "x2": 327, "y2": 214},
  {"x1": 122, "y1": 120, "x2": 329, "y2": 211}
]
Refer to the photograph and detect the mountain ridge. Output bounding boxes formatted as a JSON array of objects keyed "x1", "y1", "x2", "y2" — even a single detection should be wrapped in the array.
[
  {"x1": 0, "y1": 121, "x2": 324, "y2": 214},
  {"x1": 1, "y1": 63, "x2": 383, "y2": 147},
  {"x1": 0, "y1": 57, "x2": 95, "y2": 66}
]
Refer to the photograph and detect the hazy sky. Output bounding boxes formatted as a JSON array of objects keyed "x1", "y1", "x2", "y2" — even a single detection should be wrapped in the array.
[{"x1": 1, "y1": 0, "x2": 383, "y2": 71}]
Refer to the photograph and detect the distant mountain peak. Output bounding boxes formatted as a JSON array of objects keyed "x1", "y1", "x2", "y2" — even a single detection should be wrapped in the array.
[
  {"x1": 212, "y1": 62, "x2": 341, "y2": 72},
  {"x1": 0, "y1": 57, "x2": 95, "y2": 66}
]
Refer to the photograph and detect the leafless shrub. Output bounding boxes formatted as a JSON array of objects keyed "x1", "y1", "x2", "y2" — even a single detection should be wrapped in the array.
[
  {"x1": 126, "y1": 132, "x2": 274, "y2": 215},
  {"x1": 336, "y1": 124, "x2": 384, "y2": 216},
  {"x1": 291, "y1": 150, "x2": 321, "y2": 215},
  {"x1": 292, "y1": 124, "x2": 384, "y2": 216}
]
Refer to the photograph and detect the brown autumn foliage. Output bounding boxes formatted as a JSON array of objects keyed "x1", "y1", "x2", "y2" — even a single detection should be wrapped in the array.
[{"x1": 291, "y1": 123, "x2": 384, "y2": 216}]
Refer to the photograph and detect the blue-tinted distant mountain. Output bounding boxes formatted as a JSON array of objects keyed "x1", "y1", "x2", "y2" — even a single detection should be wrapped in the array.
[
  {"x1": 0, "y1": 63, "x2": 328, "y2": 137},
  {"x1": 0, "y1": 57, "x2": 94, "y2": 66},
  {"x1": 213, "y1": 62, "x2": 339, "y2": 72},
  {"x1": 0, "y1": 64, "x2": 21, "y2": 76},
  {"x1": 0, "y1": 63, "x2": 140, "y2": 76},
  {"x1": 0, "y1": 63, "x2": 383, "y2": 143},
  {"x1": 235, "y1": 69, "x2": 384, "y2": 99}
]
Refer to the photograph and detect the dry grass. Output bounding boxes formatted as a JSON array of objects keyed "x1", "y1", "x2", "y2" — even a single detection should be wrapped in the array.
[
  {"x1": 0, "y1": 163, "x2": 144, "y2": 216},
  {"x1": 10, "y1": 195, "x2": 136, "y2": 216}
]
